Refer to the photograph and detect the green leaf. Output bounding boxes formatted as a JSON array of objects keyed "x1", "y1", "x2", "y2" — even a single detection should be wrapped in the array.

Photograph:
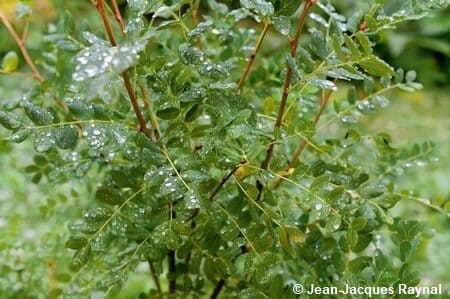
[
  {"x1": 55, "y1": 126, "x2": 78, "y2": 149},
  {"x1": 347, "y1": 86, "x2": 357, "y2": 105},
  {"x1": 347, "y1": 229, "x2": 358, "y2": 248},
  {"x1": 353, "y1": 233, "x2": 373, "y2": 252},
  {"x1": 274, "y1": 0, "x2": 299, "y2": 16},
  {"x1": 307, "y1": 78, "x2": 337, "y2": 90},
  {"x1": 0, "y1": 111, "x2": 23, "y2": 130},
  {"x1": 355, "y1": 32, "x2": 373, "y2": 54},
  {"x1": 179, "y1": 43, "x2": 204, "y2": 66},
  {"x1": 332, "y1": 35, "x2": 344, "y2": 60},
  {"x1": 95, "y1": 186, "x2": 124, "y2": 205},
  {"x1": 279, "y1": 226, "x2": 292, "y2": 254},
  {"x1": 23, "y1": 102, "x2": 54, "y2": 125},
  {"x1": 400, "y1": 240, "x2": 412, "y2": 262},
  {"x1": 285, "y1": 226, "x2": 305, "y2": 244},
  {"x1": 73, "y1": 37, "x2": 148, "y2": 81},
  {"x1": 405, "y1": 70, "x2": 417, "y2": 82},
  {"x1": 348, "y1": 256, "x2": 372, "y2": 272},
  {"x1": 8, "y1": 129, "x2": 31, "y2": 143},
  {"x1": 343, "y1": 34, "x2": 360, "y2": 58},
  {"x1": 359, "y1": 56, "x2": 395, "y2": 77},
  {"x1": 65, "y1": 235, "x2": 88, "y2": 250},
  {"x1": 1, "y1": 51, "x2": 19, "y2": 72},
  {"x1": 271, "y1": 16, "x2": 290, "y2": 35},
  {"x1": 351, "y1": 217, "x2": 368, "y2": 232},
  {"x1": 373, "y1": 203, "x2": 394, "y2": 225},
  {"x1": 240, "y1": 0, "x2": 274, "y2": 16},
  {"x1": 63, "y1": 10, "x2": 75, "y2": 34},
  {"x1": 34, "y1": 130, "x2": 56, "y2": 153},
  {"x1": 73, "y1": 244, "x2": 91, "y2": 267}
]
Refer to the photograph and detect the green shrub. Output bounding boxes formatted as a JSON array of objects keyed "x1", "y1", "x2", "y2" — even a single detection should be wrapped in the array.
[{"x1": 0, "y1": 0, "x2": 448, "y2": 298}]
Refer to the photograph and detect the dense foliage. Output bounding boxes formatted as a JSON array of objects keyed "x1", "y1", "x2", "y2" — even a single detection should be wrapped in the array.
[{"x1": 0, "y1": 0, "x2": 448, "y2": 298}]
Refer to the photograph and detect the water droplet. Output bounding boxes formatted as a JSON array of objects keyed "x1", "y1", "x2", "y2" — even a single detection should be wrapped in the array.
[{"x1": 341, "y1": 114, "x2": 359, "y2": 124}]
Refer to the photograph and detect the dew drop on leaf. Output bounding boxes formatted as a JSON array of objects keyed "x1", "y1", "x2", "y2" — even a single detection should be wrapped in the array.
[{"x1": 184, "y1": 190, "x2": 200, "y2": 209}]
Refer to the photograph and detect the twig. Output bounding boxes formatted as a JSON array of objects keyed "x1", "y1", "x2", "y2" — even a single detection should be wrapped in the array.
[
  {"x1": 234, "y1": 22, "x2": 270, "y2": 95},
  {"x1": 210, "y1": 279, "x2": 225, "y2": 299},
  {"x1": 260, "y1": 0, "x2": 315, "y2": 170},
  {"x1": 94, "y1": 0, "x2": 117, "y2": 46},
  {"x1": 93, "y1": 0, "x2": 151, "y2": 138},
  {"x1": 148, "y1": 259, "x2": 163, "y2": 299},
  {"x1": 191, "y1": 1, "x2": 203, "y2": 49},
  {"x1": 257, "y1": 0, "x2": 316, "y2": 199},
  {"x1": 168, "y1": 249, "x2": 176, "y2": 298},
  {"x1": 185, "y1": 165, "x2": 240, "y2": 222},
  {"x1": 111, "y1": 0, "x2": 126, "y2": 35},
  {"x1": 209, "y1": 241, "x2": 250, "y2": 299},
  {"x1": 122, "y1": 72, "x2": 151, "y2": 138},
  {"x1": 272, "y1": 85, "x2": 334, "y2": 189},
  {"x1": 0, "y1": 10, "x2": 44, "y2": 82},
  {"x1": 208, "y1": 166, "x2": 240, "y2": 201},
  {"x1": 140, "y1": 85, "x2": 161, "y2": 140}
]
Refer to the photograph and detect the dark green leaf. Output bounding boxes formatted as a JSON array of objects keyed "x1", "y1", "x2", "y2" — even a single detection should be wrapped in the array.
[
  {"x1": 55, "y1": 126, "x2": 78, "y2": 149},
  {"x1": 0, "y1": 111, "x2": 23, "y2": 130},
  {"x1": 23, "y1": 102, "x2": 54, "y2": 125},
  {"x1": 65, "y1": 235, "x2": 88, "y2": 250}
]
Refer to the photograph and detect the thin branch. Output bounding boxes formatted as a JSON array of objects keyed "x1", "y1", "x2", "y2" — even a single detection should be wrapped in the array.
[
  {"x1": 148, "y1": 259, "x2": 163, "y2": 299},
  {"x1": 0, "y1": 10, "x2": 44, "y2": 82},
  {"x1": 257, "y1": 0, "x2": 315, "y2": 200},
  {"x1": 260, "y1": 0, "x2": 315, "y2": 171},
  {"x1": 168, "y1": 249, "x2": 176, "y2": 298},
  {"x1": 209, "y1": 239, "x2": 251, "y2": 299},
  {"x1": 93, "y1": 0, "x2": 151, "y2": 138},
  {"x1": 210, "y1": 279, "x2": 225, "y2": 299},
  {"x1": 234, "y1": 21, "x2": 270, "y2": 94},
  {"x1": 191, "y1": 1, "x2": 203, "y2": 49},
  {"x1": 122, "y1": 72, "x2": 152, "y2": 138},
  {"x1": 185, "y1": 165, "x2": 241, "y2": 222},
  {"x1": 140, "y1": 85, "x2": 161, "y2": 140},
  {"x1": 111, "y1": 0, "x2": 126, "y2": 35},
  {"x1": 272, "y1": 85, "x2": 335, "y2": 189},
  {"x1": 94, "y1": 0, "x2": 117, "y2": 46},
  {"x1": 208, "y1": 166, "x2": 240, "y2": 201}
]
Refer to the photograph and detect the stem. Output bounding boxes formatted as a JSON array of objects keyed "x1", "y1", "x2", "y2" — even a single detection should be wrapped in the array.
[
  {"x1": 272, "y1": 87, "x2": 334, "y2": 189},
  {"x1": 94, "y1": 0, "x2": 117, "y2": 46},
  {"x1": 0, "y1": 10, "x2": 44, "y2": 82},
  {"x1": 209, "y1": 243, "x2": 249, "y2": 298},
  {"x1": 257, "y1": 0, "x2": 315, "y2": 199},
  {"x1": 148, "y1": 259, "x2": 163, "y2": 299},
  {"x1": 140, "y1": 85, "x2": 161, "y2": 140},
  {"x1": 168, "y1": 249, "x2": 176, "y2": 298},
  {"x1": 191, "y1": 1, "x2": 203, "y2": 49},
  {"x1": 93, "y1": 0, "x2": 151, "y2": 138},
  {"x1": 185, "y1": 165, "x2": 240, "y2": 222},
  {"x1": 111, "y1": 0, "x2": 126, "y2": 35},
  {"x1": 210, "y1": 279, "x2": 225, "y2": 299},
  {"x1": 123, "y1": 72, "x2": 152, "y2": 138},
  {"x1": 234, "y1": 22, "x2": 270, "y2": 95},
  {"x1": 208, "y1": 166, "x2": 240, "y2": 201}
]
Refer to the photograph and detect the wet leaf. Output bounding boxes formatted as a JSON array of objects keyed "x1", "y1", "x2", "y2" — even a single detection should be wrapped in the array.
[
  {"x1": 359, "y1": 56, "x2": 395, "y2": 77},
  {"x1": 0, "y1": 111, "x2": 23, "y2": 130},
  {"x1": 65, "y1": 235, "x2": 88, "y2": 250}
]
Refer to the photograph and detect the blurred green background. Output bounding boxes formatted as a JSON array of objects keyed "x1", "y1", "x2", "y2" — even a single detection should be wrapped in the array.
[{"x1": 0, "y1": 0, "x2": 448, "y2": 297}]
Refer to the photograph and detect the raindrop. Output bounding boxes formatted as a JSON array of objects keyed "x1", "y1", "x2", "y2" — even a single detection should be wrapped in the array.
[
  {"x1": 341, "y1": 114, "x2": 359, "y2": 124},
  {"x1": 315, "y1": 203, "x2": 323, "y2": 211}
]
